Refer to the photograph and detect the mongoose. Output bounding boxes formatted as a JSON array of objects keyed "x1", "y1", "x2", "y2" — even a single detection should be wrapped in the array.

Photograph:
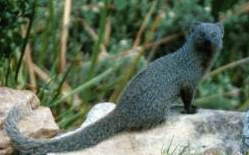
[{"x1": 5, "y1": 22, "x2": 224, "y2": 155}]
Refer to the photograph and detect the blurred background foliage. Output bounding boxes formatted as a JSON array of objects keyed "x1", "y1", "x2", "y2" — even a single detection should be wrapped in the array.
[{"x1": 1, "y1": 0, "x2": 249, "y2": 130}]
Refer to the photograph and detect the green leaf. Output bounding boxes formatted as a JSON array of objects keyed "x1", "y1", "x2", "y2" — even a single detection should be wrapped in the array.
[{"x1": 115, "y1": 0, "x2": 128, "y2": 10}]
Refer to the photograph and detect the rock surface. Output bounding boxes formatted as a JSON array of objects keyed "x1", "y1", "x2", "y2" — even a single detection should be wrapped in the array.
[
  {"x1": 51, "y1": 109, "x2": 244, "y2": 155},
  {"x1": 1, "y1": 87, "x2": 245, "y2": 155},
  {"x1": 0, "y1": 87, "x2": 59, "y2": 155}
]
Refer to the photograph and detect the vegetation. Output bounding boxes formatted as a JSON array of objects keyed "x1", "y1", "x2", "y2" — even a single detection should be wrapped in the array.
[{"x1": 1, "y1": 0, "x2": 249, "y2": 130}]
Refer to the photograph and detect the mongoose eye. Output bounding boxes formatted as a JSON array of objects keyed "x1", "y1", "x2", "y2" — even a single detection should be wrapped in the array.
[{"x1": 210, "y1": 32, "x2": 217, "y2": 38}]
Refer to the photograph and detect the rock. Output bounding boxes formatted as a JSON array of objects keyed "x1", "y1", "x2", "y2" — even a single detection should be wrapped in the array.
[
  {"x1": 18, "y1": 107, "x2": 59, "y2": 139},
  {"x1": 0, "y1": 87, "x2": 59, "y2": 155},
  {"x1": 0, "y1": 130, "x2": 13, "y2": 155},
  {"x1": 51, "y1": 109, "x2": 244, "y2": 155},
  {"x1": 1, "y1": 87, "x2": 245, "y2": 155},
  {"x1": 53, "y1": 102, "x2": 116, "y2": 141},
  {"x1": 81, "y1": 102, "x2": 116, "y2": 128},
  {"x1": 0, "y1": 86, "x2": 40, "y2": 127},
  {"x1": 241, "y1": 109, "x2": 249, "y2": 154}
]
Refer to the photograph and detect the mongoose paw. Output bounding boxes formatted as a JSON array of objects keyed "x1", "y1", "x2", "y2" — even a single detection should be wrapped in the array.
[
  {"x1": 171, "y1": 105, "x2": 198, "y2": 114},
  {"x1": 182, "y1": 105, "x2": 197, "y2": 114}
]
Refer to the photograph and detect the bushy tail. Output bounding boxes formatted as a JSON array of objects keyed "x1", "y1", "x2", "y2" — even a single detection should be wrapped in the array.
[{"x1": 5, "y1": 105, "x2": 125, "y2": 155}]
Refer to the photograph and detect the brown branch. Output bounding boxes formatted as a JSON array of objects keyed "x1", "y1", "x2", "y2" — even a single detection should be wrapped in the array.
[
  {"x1": 220, "y1": 2, "x2": 249, "y2": 22},
  {"x1": 20, "y1": 22, "x2": 37, "y2": 92},
  {"x1": 59, "y1": 0, "x2": 72, "y2": 73},
  {"x1": 204, "y1": 56, "x2": 249, "y2": 79},
  {"x1": 133, "y1": 1, "x2": 157, "y2": 48},
  {"x1": 32, "y1": 63, "x2": 72, "y2": 95},
  {"x1": 24, "y1": 43, "x2": 37, "y2": 92}
]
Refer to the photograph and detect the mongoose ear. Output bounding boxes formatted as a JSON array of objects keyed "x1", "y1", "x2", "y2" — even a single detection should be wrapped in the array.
[
  {"x1": 189, "y1": 22, "x2": 200, "y2": 33},
  {"x1": 216, "y1": 22, "x2": 224, "y2": 30},
  {"x1": 189, "y1": 21, "x2": 201, "y2": 33},
  {"x1": 216, "y1": 22, "x2": 224, "y2": 37}
]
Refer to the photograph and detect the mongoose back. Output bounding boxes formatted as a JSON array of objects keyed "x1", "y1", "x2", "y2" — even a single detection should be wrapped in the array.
[{"x1": 5, "y1": 22, "x2": 224, "y2": 154}]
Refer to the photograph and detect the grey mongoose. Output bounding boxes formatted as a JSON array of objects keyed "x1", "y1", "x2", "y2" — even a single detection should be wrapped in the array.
[{"x1": 5, "y1": 22, "x2": 224, "y2": 154}]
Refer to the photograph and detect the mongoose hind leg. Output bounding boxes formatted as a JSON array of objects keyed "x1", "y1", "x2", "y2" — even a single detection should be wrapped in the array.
[{"x1": 124, "y1": 102, "x2": 168, "y2": 132}]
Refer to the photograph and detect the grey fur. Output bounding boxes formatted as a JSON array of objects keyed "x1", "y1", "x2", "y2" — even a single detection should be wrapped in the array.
[{"x1": 5, "y1": 22, "x2": 224, "y2": 155}]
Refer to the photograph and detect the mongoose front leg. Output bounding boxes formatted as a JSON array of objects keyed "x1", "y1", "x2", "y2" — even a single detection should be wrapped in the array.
[{"x1": 180, "y1": 87, "x2": 197, "y2": 114}]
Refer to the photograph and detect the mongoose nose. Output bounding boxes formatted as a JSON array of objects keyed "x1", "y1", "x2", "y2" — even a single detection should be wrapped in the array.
[{"x1": 203, "y1": 40, "x2": 212, "y2": 46}]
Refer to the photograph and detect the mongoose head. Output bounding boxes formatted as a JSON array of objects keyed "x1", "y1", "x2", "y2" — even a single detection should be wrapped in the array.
[{"x1": 191, "y1": 22, "x2": 224, "y2": 54}]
